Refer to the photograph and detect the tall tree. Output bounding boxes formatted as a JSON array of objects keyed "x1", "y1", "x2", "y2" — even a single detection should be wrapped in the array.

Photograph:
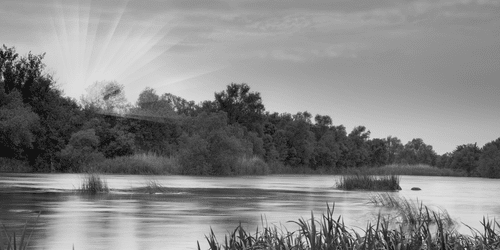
[
  {"x1": 449, "y1": 143, "x2": 481, "y2": 174},
  {"x1": 477, "y1": 138, "x2": 500, "y2": 178},
  {"x1": 214, "y1": 83, "x2": 265, "y2": 133}
]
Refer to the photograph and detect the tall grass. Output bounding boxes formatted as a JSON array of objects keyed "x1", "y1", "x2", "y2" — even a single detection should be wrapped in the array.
[
  {"x1": 79, "y1": 173, "x2": 109, "y2": 194},
  {"x1": 85, "y1": 152, "x2": 181, "y2": 175},
  {"x1": 233, "y1": 156, "x2": 269, "y2": 175},
  {"x1": 199, "y1": 203, "x2": 500, "y2": 250},
  {"x1": 336, "y1": 174, "x2": 401, "y2": 191},
  {"x1": 0, "y1": 213, "x2": 39, "y2": 250},
  {"x1": 370, "y1": 193, "x2": 455, "y2": 229}
]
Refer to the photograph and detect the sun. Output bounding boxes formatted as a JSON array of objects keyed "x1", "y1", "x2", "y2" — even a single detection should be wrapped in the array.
[{"x1": 42, "y1": 0, "x2": 181, "y2": 99}]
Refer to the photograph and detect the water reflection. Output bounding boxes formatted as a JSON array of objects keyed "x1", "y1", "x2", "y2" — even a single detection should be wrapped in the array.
[{"x1": 0, "y1": 174, "x2": 499, "y2": 250}]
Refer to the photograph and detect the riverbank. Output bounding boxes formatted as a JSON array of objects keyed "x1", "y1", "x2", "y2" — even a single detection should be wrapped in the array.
[{"x1": 1, "y1": 156, "x2": 466, "y2": 177}]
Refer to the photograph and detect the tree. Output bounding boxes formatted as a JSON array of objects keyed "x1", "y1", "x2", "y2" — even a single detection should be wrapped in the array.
[
  {"x1": 385, "y1": 136, "x2": 403, "y2": 164},
  {"x1": 477, "y1": 138, "x2": 500, "y2": 178},
  {"x1": 397, "y1": 138, "x2": 437, "y2": 165},
  {"x1": 214, "y1": 83, "x2": 265, "y2": 132},
  {"x1": 58, "y1": 129, "x2": 104, "y2": 172},
  {"x1": 345, "y1": 126, "x2": 371, "y2": 167},
  {"x1": 449, "y1": 143, "x2": 481, "y2": 175},
  {"x1": 368, "y1": 138, "x2": 388, "y2": 167},
  {"x1": 1, "y1": 45, "x2": 86, "y2": 170},
  {"x1": 0, "y1": 89, "x2": 39, "y2": 160}
]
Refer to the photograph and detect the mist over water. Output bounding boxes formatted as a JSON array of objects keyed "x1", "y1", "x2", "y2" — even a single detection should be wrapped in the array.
[{"x1": 1, "y1": 174, "x2": 499, "y2": 250}]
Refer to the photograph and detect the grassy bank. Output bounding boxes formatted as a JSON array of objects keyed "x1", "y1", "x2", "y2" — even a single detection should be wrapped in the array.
[
  {"x1": 336, "y1": 174, "x2": 401, "y2": 191},
  {"x1": 199, "y1": 202, "x2": 499, "y2": 250}
]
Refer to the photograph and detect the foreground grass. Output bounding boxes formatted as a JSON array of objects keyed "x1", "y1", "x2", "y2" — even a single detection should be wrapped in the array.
[
  {"x1": 0, "y1": 213, "x2": 39, "y2": 250},
  {"x1": 336, "y1": 174, "x2": 401, "y2": 191},
  {"x1": 78, "y1": 173, "x2": 109, "y2": 194},
  {"x1": 199, "y1": 202, "x2": 500, "y2": 250}
]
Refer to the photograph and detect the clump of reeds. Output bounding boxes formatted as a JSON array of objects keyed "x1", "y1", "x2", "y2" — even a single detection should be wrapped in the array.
[
  {"x1": 144, "y1": 179, "x2": 164, "y2": 194},
  {"x1": 336, "y1": 174, "x2": 401, "y2": 191},
  {"x1": 79, "y1": 173, "x2": 109, "y2": 194},
  {"x1": 199, "y1": 203, "x2": 500, "y2": 250},
  {"x1": 0, "y1": 213, "x2": 39, "y2": 250}
]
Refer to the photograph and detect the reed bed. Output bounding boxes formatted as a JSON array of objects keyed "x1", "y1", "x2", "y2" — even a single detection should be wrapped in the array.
[
  {"x1": 199, "y1": 203, "x2": 500, "y2": 250},
  {"x1": 86, "y1": 153, "x2": 180, "y2": 175},
  {"x1": 79, "y1": 173, "x2": 109, "y2": 194},
  {"x1": 336, "y1": 174, "x2": 401, "y2": 191}
]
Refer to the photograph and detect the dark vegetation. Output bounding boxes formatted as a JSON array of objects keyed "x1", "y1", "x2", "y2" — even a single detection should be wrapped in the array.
[
  {"x1": 1, "y1": 45, "x2": 500, "y2": 177},
  {"x1": 199, "y1": 202, "x2": 500, "y2": 250},
  {"x1": 78, "y1": 173, "x2": 109, "y2": 194},
  {"x1": 336, "y1": 174, "x2": 401, "y2": 191}
]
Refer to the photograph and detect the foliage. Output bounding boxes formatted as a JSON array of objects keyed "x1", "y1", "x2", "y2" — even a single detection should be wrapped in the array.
[
  {"x1": 447, "y1": 143, "x2": 482, "y2": 175},
  {"x1": 199, "y1": 203, "x2": 500, "y2": 250},
  {"x1": 214, "y1": 83, "x2": 265, "y2": 132},
  {"x1": 477, "y1": 138, "x2": 500, "y2": 178},
  {"x1": 0, "y1": 90, "x2": 39, "y2": 160},
  {"x1": 58, "y1": 129, "x2": 105, "y2": 172},
  {"x1": 397, "y1": 138, "x2": 437, "y2": 166},
  {"x1": 1, "y1": 45, "x2": 86, "y2": 171},
  {"x1": 336, "y1": 174, "x2": 401, "y2": 191}
]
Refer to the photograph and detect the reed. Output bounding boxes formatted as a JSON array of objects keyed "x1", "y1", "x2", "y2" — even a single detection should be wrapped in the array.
[
  {"x1": 336, "y1": 174, "x2": 401, "y2": 191},
  {"x1": 199, "y1": 203, "x2": 500, "y2": 250},
  {"x1": 144, "y1": 179, "x2": 165, "y2": 194},
  {"x1": 86, "y1": 153, "x2": 181, "y2": 175},
  {"x1": 79, "y1": 173, "x2": 109, "y2": 194},
  {"x1": 0, "y1": 213, "x2": 39, "y2": 250}
]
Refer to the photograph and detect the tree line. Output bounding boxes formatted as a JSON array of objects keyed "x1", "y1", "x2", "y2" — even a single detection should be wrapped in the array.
[{"x1": 1, "y1": 45, "x2": 499, "y2": 177}]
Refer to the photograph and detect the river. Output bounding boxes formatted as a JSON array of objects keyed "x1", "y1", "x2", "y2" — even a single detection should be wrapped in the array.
[{"x1": 0, "y1": 174, "x2": 499, "y2": 250}]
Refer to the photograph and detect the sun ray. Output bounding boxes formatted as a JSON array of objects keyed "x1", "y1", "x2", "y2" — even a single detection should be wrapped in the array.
[
  {"x1": 86, "y1": 0, "x2": 130, "y2": 85},
  {"x1": 110, "y1": 15, "x2": 179, "y2": 82}
]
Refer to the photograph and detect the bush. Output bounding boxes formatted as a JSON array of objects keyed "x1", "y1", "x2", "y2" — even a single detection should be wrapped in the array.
[{"x1": 58, "y1": 129, "x2": 105, "y2": 172}]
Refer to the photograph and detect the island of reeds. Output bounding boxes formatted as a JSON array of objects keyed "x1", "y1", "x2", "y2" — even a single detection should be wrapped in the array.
[
  {"x1": 1, "y1": 45, "x2": 500, "y2": 177},
  {"x1": 336, "y1": 174, "x2": 401, "y2": 191}
]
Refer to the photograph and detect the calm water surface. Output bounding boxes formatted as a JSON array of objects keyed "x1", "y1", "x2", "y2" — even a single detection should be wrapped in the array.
[{"x1": 0, "y1": 174, "x2": 499, "y2": 250}]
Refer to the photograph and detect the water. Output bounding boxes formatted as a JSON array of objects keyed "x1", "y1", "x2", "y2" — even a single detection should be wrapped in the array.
[{"x1": 0, "y1": 174, "x2": 499, "y2": 250}]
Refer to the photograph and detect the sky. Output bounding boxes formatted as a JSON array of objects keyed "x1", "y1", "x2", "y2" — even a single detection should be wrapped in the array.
[{"x1": 1, "y1": 0, "x2": 499, "y2": 154}]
